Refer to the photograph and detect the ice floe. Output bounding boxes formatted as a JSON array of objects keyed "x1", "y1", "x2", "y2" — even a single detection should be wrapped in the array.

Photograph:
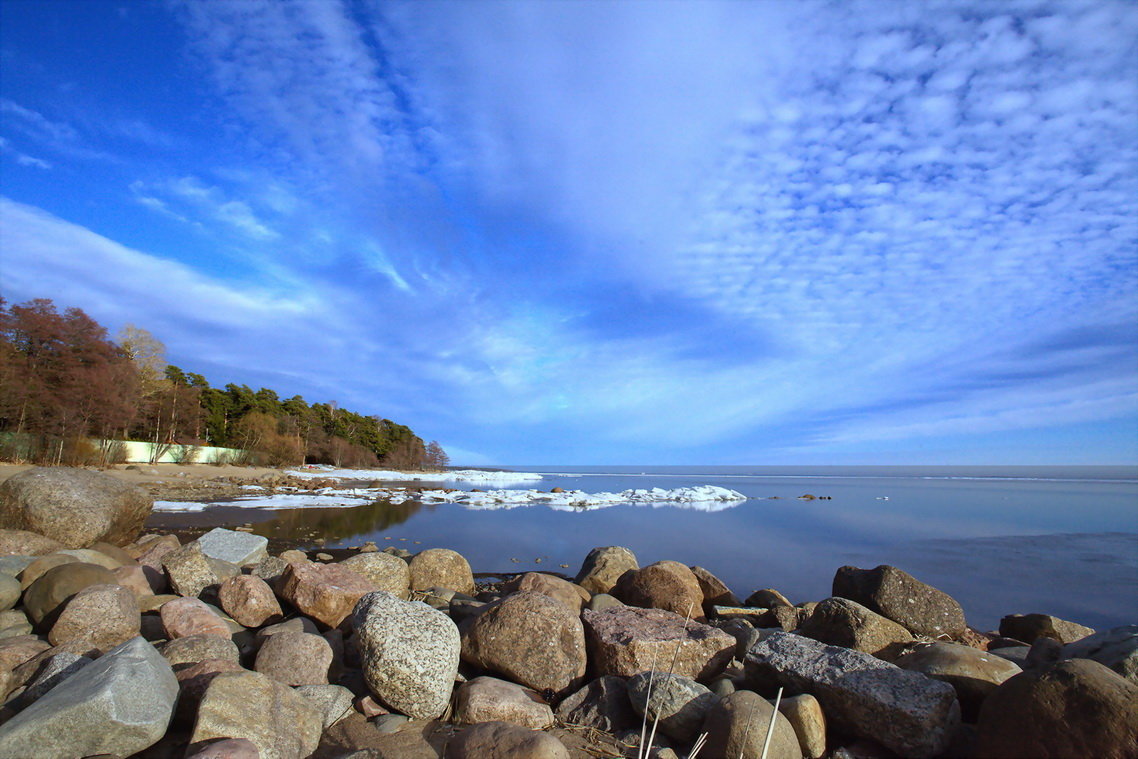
[
  {"x1": 151, "y1": 484, "x2": 747, "y2": 513},
  {"x1": 285, "y1": 466, "x2": 544, "y2": 484}
]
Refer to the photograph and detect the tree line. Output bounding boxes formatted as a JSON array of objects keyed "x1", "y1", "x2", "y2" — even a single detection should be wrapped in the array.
[{"x1": 0, "y1": 297, "x2": 448, "y2": 469}]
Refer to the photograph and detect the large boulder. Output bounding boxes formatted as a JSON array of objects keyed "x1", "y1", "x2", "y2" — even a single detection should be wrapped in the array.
[
  {"x1": 446, "y1": 721, "x2": 569, "y2": 759},
  {"x1": 162, "y1": 542, "x2": 220, "y2": 598},
  {"x1": 999, "y1": 613, "x2": 1094, "y2": 645},
  {"x1": 555, "y1": 676, "x2": 638, "y2": 733},
  {"x1": 461, "y1": 590, "x2": 587, "y2": 697},
  {"x1": 0, "y1": 529, "x2": 65, "y2": 556},
  {"x1": 575, "y1": 546, "x2": 638, "y2": 595},
  {"x1": 455, "y1": 676, "x2": 555, "y2": 728},
  {"x1": 745, "y1": 631, "x2": 960, "y2": 758},
  {"x1": 0, "y1": 467, "x2": 151, "y2": 548},
  {"x1": 833, "y1": 564, "x2": 966, "y2": 638},
  {"x1": 47, "y1": 582, "x2": 140, "y2": 651},
  {"x1": 798, "y1": 597, "x2": 914, "y2": 659},
  {"x1": 0, "y1": 637, "x2": 177, "y2": 758},
  {"x1": 627, "y1": 671, "x2": 717, "y2": 743},
  {"x1": 409, "y1": 548, "x2": 475, "y2": 594},
  {"x1": 700, "y1": 690, "x2": 801, "y2": 759},
  {"x1": 22, "y1": 562, "x2": 117, "y2": 628},
  {"x1": 895, "y1": 642, "x2": 1022, "y2": 722},
  {"x1": 352, "y1": 590, "x2": 460, "y2": 720},
  {"x1": 278, "y1": 561, "x2": 378, "y2": 628},
  {"x1": 339, "y1": 551, "x2": 411, "y2": 596},
  {"x1": 189, "y1": 670, "x2": 323, "y2": 759},
  {"x1": 1061, "y1": 625, "x2": 1138, "y2": 682},
  {"x1": 171, "y1": 658, "x2": 245, "y2": 727},
  {"x1": 976, "y1": 659, "x2": 1138, "y2": 758},
  {"x1": 582, "y1": 605, "x2": 735, "y2": 681},
  {"x1": 612, "y1": 560, "x2": 706, "y2": 620}
]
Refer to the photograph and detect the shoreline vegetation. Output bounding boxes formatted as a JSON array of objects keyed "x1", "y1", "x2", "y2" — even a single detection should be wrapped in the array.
[
  {"x1": 0, "y1": 466, "x2": 1134, "y2": 758},
  {"x1": 0, "y1": 297, "x2": 449, "y2": 472}
]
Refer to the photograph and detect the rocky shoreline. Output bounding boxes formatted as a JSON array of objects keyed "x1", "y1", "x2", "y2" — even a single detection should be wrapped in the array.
[{"x1": 0, "y1": 466, "x2": 1134, "y2": 759}]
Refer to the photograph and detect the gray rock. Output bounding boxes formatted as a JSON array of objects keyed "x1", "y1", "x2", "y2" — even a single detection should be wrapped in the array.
[
  {"x1": 1062, "y1": 625, "x2": 1138, "y2": 683},
  {"x1": 189, "y1": 670, "x2": 322, "y2": 759},
  {"x1": 798, "y1": 597, "x2": 914, "y2": 659},
  {"x1": 0, "y1": 573, "x2": 19, "y2": 611},
  {"x1": 587, "y1": 593, "x2": 624, "y2": 611},
  {"x1": 7, "y1": 652, "x2": 91, "y2": 711},
  {"x1": 0, "y1": 467, "x2": 152, "y2": 548},
  {"x1": 745, "y1": 631, "x2": 960, "y2": 758},
  {"x1": 627, "y1": 671, "x2": 717, "y2": 743},
  {"x1": 555, "y1": 676, "x2": 638, "y2": 733},
  {"x1": 251, "y1": 555, "x2": 290, "y2": 587},
  {"x1": 0, "y1": 530, "x2": 65, "y2": 557},
  {"x1": 352, "y1": 590, "x2": 460, "y2": 719},
  {"x1": 294, "y1": 683, "x2": 355, "y2": 729},
  {"x1": 989, "y1": 645, "x2": 1031, "y2": 667},
  {"x1": 372, "y1": 713, "x2": 410, "y2": 734},
  {"x1": 0, "y1": 556, "x2": 36, "y2": 577},
  {"x1": 833, "y1": 564, "x2": 966, "y2": 638},
  {"x1": 0, "y1": 637, "x2": 177, "y2": 758},
  {"x1": 700, "y1": 690, "x2": 801, "y2": 759},
  {"x1": 583, "y1": 605, "x2": 735, "y2": 681},
  {"x1": 196, "y1": 528, "x2": 268, "y2": 567}
]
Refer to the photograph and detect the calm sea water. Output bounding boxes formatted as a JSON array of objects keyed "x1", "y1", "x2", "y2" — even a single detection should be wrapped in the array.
[{"x1": 153, "y1": 465, "x2": 1138, "y2": 631}]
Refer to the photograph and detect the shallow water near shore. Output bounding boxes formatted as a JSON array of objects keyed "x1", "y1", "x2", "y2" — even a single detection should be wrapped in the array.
[{"x1": 147, "y1": 464, "x2": 1138, "y2": 631}]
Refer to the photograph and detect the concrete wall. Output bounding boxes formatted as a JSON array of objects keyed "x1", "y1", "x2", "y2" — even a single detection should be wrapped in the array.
[{"x1": 118, "y1": 440, "x2": 246, "y2": 464}]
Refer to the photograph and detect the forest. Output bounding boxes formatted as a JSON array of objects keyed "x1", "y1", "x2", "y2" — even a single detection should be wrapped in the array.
[{"x1": 0, "y1": 297, "x2": 447, "y2": 469}]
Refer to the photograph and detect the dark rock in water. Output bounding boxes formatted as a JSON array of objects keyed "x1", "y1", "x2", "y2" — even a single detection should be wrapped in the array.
[
  {"x1": 700, "y1": 690, "x2": 801, "y2": 759},
  {"x1": 555, "y1": 675, "x2": 638, "y2": 733},
  {"x1": 833, "y1": 564, "x2": 966, "y2": 638},
  {"x1": 894, "y1": 642, "x2": 1022, "y2": 722},
  {"x1": 975, "y1": 659, "x2": 1138, "y2": 759},
  {"x1": 0, "y1": 468, "x2": 152, "y2": 549},
  {"x1": 745, "y1": 631, "x2": 960, "y2": 758},
  {"x1": 574, "y1": 546, "x2": 638, "y2": 595},
  {"x1": 1061, "y1": 625, "x2": 1138, "y2": 683},
  {"x1": 999, "y1": 612, "x2": 1094, "y2": 645},
  {"x1": 798, "y1": 597, "x2": 913, "y2": 659},
  {"x1": 0, "y1": 637, "x2": 177, "y2": 758},
  {"x1": 627, "y1": 671, "x2": 716, "y2": 743},
  {"x1": 446, "y1": 720, "x2": 569, "y2": 759}
]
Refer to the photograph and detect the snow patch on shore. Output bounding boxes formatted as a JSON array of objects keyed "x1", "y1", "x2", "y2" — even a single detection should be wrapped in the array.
[
  {"x1": 285, "y1": 466, "x2": 543, "y2": 484},
  {"x1": 153, "y1": 491, "x2": 375, "y2": 512}
]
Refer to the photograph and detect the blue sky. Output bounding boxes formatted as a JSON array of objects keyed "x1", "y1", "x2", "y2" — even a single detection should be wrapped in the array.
[{"x1": 1, "y1": 0, "x2": 1135, "y2": 465}]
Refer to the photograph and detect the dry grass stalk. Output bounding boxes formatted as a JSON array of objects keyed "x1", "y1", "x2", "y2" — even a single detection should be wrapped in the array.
[
  {"x1": 639, "y1": 601, "x2": 697, "y2": 759},
  {"x1": 758, "y1": 687, "x2": 785, "y2": 759},
  {"x1": 688, "y1": 731, "x2": 709, "y2": 758}
]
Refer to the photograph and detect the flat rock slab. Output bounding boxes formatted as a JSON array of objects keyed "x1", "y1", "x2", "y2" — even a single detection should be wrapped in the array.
[
  {"x1": 582, "y1": 605, "x2": 735, "y2": 681},
  {"x1": 833, "y1": 564, "x2": 966, "y2": 638},
  {"x1": 0, "y1": 636, "x2": 177, "y2": 759},
  {"x1": 455, "y1": 676, "x2": 554, "y2": 729},
  {"x1": 196, "y1": 528, "x2": 269, "y2": 567},
  {"x1": 745, "y1": 631, "x2": 960, "y2": 758}
]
